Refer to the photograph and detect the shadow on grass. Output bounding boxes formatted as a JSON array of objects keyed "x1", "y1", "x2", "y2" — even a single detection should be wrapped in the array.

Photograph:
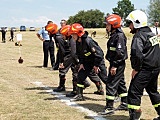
[
  {"x1": 24, "y1": 86, "x2": 55, "y2": 91},
  {"x1": 76, "y1": 103, "x2": 129, "y2": 120},
  {"x1": 27, "y1": 65, "x2": 43, "y2": 68},
  {"x1": 44, "y1": 97, "x2": 59, "y2": 101},
  {"x1": 84, "y1": 114, "x2": 129, "y2": 120}
]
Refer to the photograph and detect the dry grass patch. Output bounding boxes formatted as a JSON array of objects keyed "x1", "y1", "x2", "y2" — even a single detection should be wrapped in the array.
[{"x1": 0, "y1": 29, "x2": 159, "y2": 120}]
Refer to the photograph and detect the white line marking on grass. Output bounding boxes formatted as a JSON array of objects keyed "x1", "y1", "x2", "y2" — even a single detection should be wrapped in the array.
[{"x1": 32, "y1": 81, "x2": 108, "y2": 120}]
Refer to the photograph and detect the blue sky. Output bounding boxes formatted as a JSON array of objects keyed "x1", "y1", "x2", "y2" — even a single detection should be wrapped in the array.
[{"x1": 0, "y1": 0, "x2": 150, "y2": 28}]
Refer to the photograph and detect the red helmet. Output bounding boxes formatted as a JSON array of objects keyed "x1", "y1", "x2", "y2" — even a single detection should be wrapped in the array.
[
  {"x1": 69, "y1": 23, "x2": 85, "y2": 37},
  {"x1": 104, "y1": 14, "x2": 122, "y2": 28},
  {"x1": 45, "y1": 23, "x2": 58, "y2": 34},
  {"x1": 60, "y1": 25, "x2": 71, "y2": 36}
]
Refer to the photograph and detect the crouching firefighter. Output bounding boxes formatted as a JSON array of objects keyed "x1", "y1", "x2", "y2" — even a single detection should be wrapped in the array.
[
  {"x1": 69, "y1": 23, "x2": 108, "y2": 101},
  {"x1": 126, "y1": 10, "x2": 160, "y2": 120},
  {"x1": 46, "y1": 24, "x2": 103, "y2": 97}
]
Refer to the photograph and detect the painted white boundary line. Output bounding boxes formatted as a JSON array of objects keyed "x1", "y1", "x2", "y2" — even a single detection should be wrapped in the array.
[{"x1": 32, "y1": 81, "x2": 108, "y2": 120}]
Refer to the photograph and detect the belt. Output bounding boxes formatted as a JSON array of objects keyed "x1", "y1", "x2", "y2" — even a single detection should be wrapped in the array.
[{"x1": 44, "y1": 40, "x2": 51, "y2": 42}]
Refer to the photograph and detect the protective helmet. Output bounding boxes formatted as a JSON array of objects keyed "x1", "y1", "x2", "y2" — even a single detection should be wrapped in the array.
[
  {"x1": 45, "y1": 23, "x2": 58, "y2": 34},
  {"x1": 104, "y1": 14, "x2": 122, "y2": 28},
  {"x1": 126, "y1": 10, "x2": 147, "y2": 28},
  {"x1": 69, "y1": 23, "x2": 85, "y2": 37},
  {"x1": 60, "y1": 25, "x2": 71, "y2": 36}
]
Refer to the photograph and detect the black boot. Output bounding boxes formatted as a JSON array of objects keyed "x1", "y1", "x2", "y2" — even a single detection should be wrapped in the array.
[
  {"x1": 70, "y1": 87, "x2": 84, "y2": 101},
  {"x1": 53, "y1": 77, "x2": 66, "y2": 92},
  {"x1": 100, "y1": 100, "x2": 115, "y2": 115},
  {"x1": 94, "y1": 81, "x2": 104, "y2": 95},
  {"x1": 116, "y1": 102, "x2": 128, "y2": 111},
  {"x1": 129, "y1": 109, "x2": 142, "y2": 120},
  {"x1": 66, "y1": 81, "x2": 77, "y2": 97}
]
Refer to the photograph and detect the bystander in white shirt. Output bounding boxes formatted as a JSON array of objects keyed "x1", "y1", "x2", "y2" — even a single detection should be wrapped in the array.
[{"x1": 150, "y1": 21, "x2": 160, "y2": 36}]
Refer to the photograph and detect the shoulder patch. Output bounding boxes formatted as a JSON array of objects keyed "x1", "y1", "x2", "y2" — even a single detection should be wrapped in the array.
[{"x1": 117, "y1": 43, "x2": 122, "y2": 49}]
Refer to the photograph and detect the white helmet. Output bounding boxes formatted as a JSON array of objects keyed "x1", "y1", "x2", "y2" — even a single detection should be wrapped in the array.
[{"x1": 126, "y1": 10, "x2": 147, "y2": 28}]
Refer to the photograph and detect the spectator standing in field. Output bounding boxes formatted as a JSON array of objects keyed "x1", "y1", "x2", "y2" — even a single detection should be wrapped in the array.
[
  {"x1": 151, "y1": 21, "x2": 160, "y2": 36},
  {"x1": 1, "y1": 28, "x2": 6, "y2": 43},
  {"x1": 9, "y1": 28, "x2": 14, "y2": 42},
  {"x1": 36, "y1": 21, "x2": 55, "y2": 70}
]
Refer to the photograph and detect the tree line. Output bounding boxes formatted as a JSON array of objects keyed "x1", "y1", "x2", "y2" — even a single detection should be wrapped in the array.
[{"x1": 67, "y1": 0, "x2": 159, "y2": 28}]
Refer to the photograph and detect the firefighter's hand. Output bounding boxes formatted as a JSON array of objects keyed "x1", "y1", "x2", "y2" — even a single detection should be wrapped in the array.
[
  {"x1": 78, "y1": 64, "x2": 85, "y2": 72},
  {"x1": 93, "y1": 66, "x2": 100, "y2": 74},
  {"x1": 131, "y1": 69, "x2": 138, "y2": 79},
  {"x1": 110, "y1": 67, "x2": 117, "y2": 76},
  {"x1": 59, "y1": 63, "x2": 64, "y2": 68}
]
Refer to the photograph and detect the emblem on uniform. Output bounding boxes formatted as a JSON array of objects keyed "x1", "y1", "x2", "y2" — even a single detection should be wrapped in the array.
[
  {"x1": 118, "y1": 43, "x2": 122, "y2": 49},
  {"x1": 91, "y1": 47, "x2": 96, "y2": 52}
]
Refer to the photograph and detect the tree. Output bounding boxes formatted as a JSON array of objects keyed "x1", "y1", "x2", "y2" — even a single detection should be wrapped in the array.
[
  {"x1": 112, "y1": 0, "x2": 134, "y2": 26},
  {"x1": 147, "y1": 0, "x2": 160, "y2": 26},
  {"x1": 67, "y1": 9, "x2": 105, "y2": 28}
]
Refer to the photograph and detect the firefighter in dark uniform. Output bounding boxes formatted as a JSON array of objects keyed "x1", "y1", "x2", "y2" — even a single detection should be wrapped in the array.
[
  {"x1": 100, "y1": 14, "x2": 128, "y2": 115},
  {"x1": 69, "y1": 23, "x2": 108, "y2": 101},
  {"x1": 53, "y1": 19, "x2": 68, "y2": 70},
  {"x1": 52, "y1": 25, "x2": 80, "y2": 95},
  {"x1": 46, "y1": 24, "x2": 105, "y2": 97},
  {"x1": 126, "y1": 10, "x2": 160, "y2": 120}
]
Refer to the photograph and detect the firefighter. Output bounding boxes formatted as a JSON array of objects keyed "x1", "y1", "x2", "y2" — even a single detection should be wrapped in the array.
[
  {"x1": 45, "y1": 24, "x2": 104, "y2": 97},
  {"x1": 50, "y1": 25, "x2": 78, "y2": 95},
  {"x1": 69, "y1": 23, "x2": 108, "y2": 101},
  {"x1": 100, "y1": 14, "x2": 128, "y2": 115},
  {"x1": 126, "y1": 10, "x2": 160, "y2": 120}
]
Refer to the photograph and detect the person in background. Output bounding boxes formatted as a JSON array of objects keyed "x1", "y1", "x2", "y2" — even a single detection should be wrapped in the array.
[
  {"x1": 100, "y1": 14, "x2": 128, "y2": 115},
  {"x1": 126, "y1": 10, "x2": 160, "y2": 120},
  {"x1": 54, "y1": 19, "x2": 67, "y2": 70},
  {"x1": 1, "y1": 27, "x2": 6, "y2": 43},
  {"x1": 36, "y1": 21, "x2": 55, "y2": 70},
  {"x1": 151, "y1": 20, "x2": 160, "y2": 36},
  {"x1": 9, "y1": 28, "x2": 14, "y2": 42}
]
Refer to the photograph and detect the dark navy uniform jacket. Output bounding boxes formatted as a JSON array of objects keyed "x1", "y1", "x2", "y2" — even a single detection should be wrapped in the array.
[
  {"x1": 130, "y1": 26, "x2": 160, "y2": 71},
  {"x1": 76, "y1": 33, "x2": 104, "y2": 67},
  {"x1": 106, "y1": 28, "x2": 128, "y2": 67}
]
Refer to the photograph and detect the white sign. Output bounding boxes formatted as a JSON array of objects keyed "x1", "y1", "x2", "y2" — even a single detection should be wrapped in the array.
[{"x1": 17, "y1": 34, "x2": 22, "y2": 41}]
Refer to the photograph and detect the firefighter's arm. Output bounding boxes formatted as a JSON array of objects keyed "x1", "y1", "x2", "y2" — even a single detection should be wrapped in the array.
[
  {"x1": 89, "y1": 40, "x2": 103, "y2": 67},
  {"x1": 56, "y1": 37, "x2": 65, "y2": 63},
  {"x1": 130, "y1": 37, "x2": 144, "y2": 71},
  {"x1": 113, "y1": 34, "x2": 126, "y2": 67}
]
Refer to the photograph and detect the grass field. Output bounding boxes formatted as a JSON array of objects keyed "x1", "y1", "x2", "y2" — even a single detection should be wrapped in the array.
[{"x1": 0, "y1": 28, "x2": 159, "y2": 120}]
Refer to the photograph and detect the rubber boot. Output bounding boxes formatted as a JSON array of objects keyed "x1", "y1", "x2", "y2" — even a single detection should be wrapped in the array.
[
  {"x1": 66, "y1": 81, "x2": 77, "y2": 97},
  {"x1": 70, "y1": 87, "x2": 84, "y2": 101},
  {"x1": 116, "y1": 102, "x2": 128, "y2": 111},
  {"x1": 154, "y1": 106, "x2": 160, "y2": 120},
  {"x1": 100, "y1": 100, "x2": 115, "y2": 115},
  {"x1": 94, "y1": 81, "x2": 104, "y2": 95},
  {"x1": 116, "y1": 96, "x2": 128, "y2": 111},
  {"x1": 53, "y1": 77, "x2": 66, "y2": 92},
  {"x1": 129, "y1": 109, "x2": 142, "y2": 120}
]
